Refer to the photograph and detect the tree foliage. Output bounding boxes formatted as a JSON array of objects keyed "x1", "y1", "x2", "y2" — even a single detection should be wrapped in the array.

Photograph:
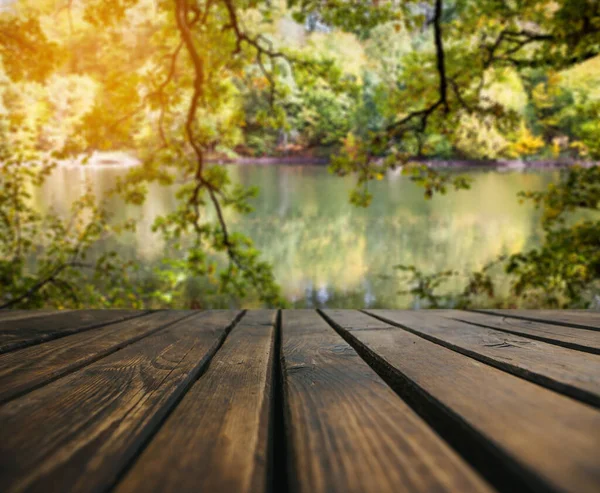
[{"x1": 506, "y1": 166, "x2": 600, "y2": 307}]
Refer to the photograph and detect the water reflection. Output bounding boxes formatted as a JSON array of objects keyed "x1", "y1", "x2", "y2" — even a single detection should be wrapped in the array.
[{"x1": 34, "y1": 164, "x2": 557, "y2": 308}]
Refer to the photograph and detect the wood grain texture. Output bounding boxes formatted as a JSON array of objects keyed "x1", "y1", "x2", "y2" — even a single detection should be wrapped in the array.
[
  {"x1": 448, "y1": 310, "x2": 600, "y2": 354},
  {"x1": 281, "y1": 310, "x2": 492, "y2": 493},
  {"x1": 116, "y1": 310, "x2": 277, "y2": 493},
  {"x1": 365, "y1": 309, "x2": 600, "y2": 407},
  {"x1": 0, "y1": 309, "x2": 149, "y2": 354},
  {"x1": 0, "y1": 310, "x2": 71, "y2": 322},
  {"x1": 323, "y1": 309, "x2": 600, "y2": 493},
  {"x1": 0, "y1": 311, "x2": 193, "y2": 404},
  {"x1": 0, "y1": 310, "x2": 242, "y2": 493},
  {"x1": 476, "y1": 309, "x2": 600, "y2": 330}
]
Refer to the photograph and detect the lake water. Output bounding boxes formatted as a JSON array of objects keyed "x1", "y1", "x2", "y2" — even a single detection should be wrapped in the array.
[{"x1": 34, "y1": 164, "x2": 559, "y2": 308}]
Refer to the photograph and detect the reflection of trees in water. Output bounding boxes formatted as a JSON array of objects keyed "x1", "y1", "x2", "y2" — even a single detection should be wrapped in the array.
[
  {"x1": 232, "y1": 167, "x2": 556, "y2": 305},
  {"x1": 32, "y1": 165, "x2": 185, "y2": 260},
  {"x1": 30, "y1": 165, "x2": 558, "y2": 307}
]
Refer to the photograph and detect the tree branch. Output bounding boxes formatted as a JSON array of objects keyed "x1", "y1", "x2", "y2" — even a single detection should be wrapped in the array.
[
  {"x1": 433, "y1": 0, "x2": 448, "y2": 113},
  {"x1": 386, "y1": 0, "x2": 448, "y2": 140},
  {"x1": 175, "y1": 0, "x2": 205, "y2": 173},
  {"x1": 170, "y1": 0, "x2": 277, "y2": 303},
  {"x1": 221, "y1": 0, "x2": 290, "y2": 104},
  {"x1": 0, "y1": 261, "x2": 92, "y2": 309},
  {"x1": 484, "y1": 23, "x2": 600, "y2": 70}
]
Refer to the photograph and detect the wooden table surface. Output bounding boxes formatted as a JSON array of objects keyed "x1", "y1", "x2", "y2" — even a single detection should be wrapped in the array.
[{"x1": 0, "y1": 309, "x2": 598, "y2": 493}]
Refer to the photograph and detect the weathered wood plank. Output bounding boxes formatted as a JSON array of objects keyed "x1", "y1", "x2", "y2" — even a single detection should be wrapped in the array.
[
  {"x1": 0, "y1": 310, "x2": 193, "y2": 404},
  {"x1": 365, "y1": 309, "x2": 600, "y2": 407},
  {"x1": 116, "y1": 310, "x2": 277, "y2": 493},
  {"x1": 282, "y1": 310, "x2": 492, "y2": 493},
  {"x1": 0, "y1": 309, "x2": 149, "y2": 354},
  {"x1": 0, "y1": 310, "x2": 242, "y2": 493},
  {"x1": 448, "y1": 310, "x2": 600, "y2": 354},
  {"x1": 476, "y1": 309, "x2": 600, "y2": 330},
  {"x1": 323, "y1": 309, "x2": 600, "y2": 493},
  {"x1": 0, "y1": 310, "x2": 71, "y2": 322}
]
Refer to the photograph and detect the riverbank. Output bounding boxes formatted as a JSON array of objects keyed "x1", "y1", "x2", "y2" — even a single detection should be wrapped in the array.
[{"x1": 207, "y1": 155, "x2": 598, "y2": 169}]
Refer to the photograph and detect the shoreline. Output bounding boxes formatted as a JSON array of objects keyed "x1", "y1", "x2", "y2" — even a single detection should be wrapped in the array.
[
  {"x1": 45, "y1": 152, "x2": 597, "y2": 170},
  {"x1": 207, "y1": 156, "x2": 598, "y2": 169}
]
